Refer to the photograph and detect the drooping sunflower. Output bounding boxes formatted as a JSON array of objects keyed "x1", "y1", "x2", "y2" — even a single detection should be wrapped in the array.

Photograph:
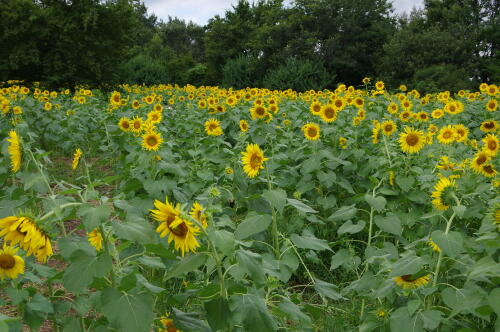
[
  {"x1": 431, "y1": 177, "x2": 456, "y2": 211},
  {"x1": 118, "y1": 117, "x2": 131, "y2": 132},
  {"x1": 381, "y1": 120, "x2": 397, "y2": 136},
  {"x1": 320, "y1": 104, "x2": 337, "y2": 123},
  {"x1": 87, "y1": 229, "x2": 103, "y2": 251},
  {"x1": 428, "y1": 239, "x2": 441, "y2": 253},
  {"x1": 205, "y1": 118, "x2": 223, "y2": 136},
  {"x1": 189, "y1": 202, "x2": 207, "y2": 228},
  {"x1": 72, "y1": 148, "x2": 82, "y2": 170},
  {"x1": 437, "y1": 125, "x2": 456, "y2": 144},
  {"x1": 399, "y1": 127, "x2": 425, "y2": 154},
  {"x1": 310, "y1": 101, "x2": 322, "y2": 115},
  {"x1": 453, "y1": 124, "x2": 469, "y2": 143},
  {"x1": 482, "y1": 134, "x2": 499, "y2": 156},
  {"x1": 470, "y1": 151, "x2": 490, "y2": 174},
  {"x1": 0, "y1": 245, "x2": 25, "y2": 280},
  {"x1": 241, "y1": 143, "x2": 268, "y2": 178},
  {"x1": 130, "y1": 116, "x2": 143, "y2": 133},
  {"x1": 239, "y1": 119, "x2": 249, "y2": 132},
  {"x1": 480, "y1": 120, "x2": 499, "y2": 133},
  {"x1": 151, "y1": 196, "x2": 200, "y2": 256},
  {"x1": 7, "y1": 130, "x2": 21, "y2": 173},
  {"x1": 479, "y1": 164, "x2": 497, "y2": 177},
  {"x1": 302, "y1": 123, "x2": 320, "y2": 140},
  {"x1": 0, "y1": 216, "x2": 53, "y2": 263},
  {"x1": 393, "y1": 274, "x2": 430, "y2": 289},
  {"x1": 142, "y1": 131, "x2": 163, "y2": 151}
]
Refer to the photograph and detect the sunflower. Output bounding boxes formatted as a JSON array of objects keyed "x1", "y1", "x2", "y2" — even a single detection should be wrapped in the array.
[
  {"x1": 437, "y1": 125, "x2": 456, "y2": 144},
  {"x1": 160, "y1": 313, "x2": 182, "y2": 332},
  {"x1": 310, "y1": 102, "x2": 322, "y2": 115},
  {"x1": 486, "y1": 99, "x2": 498, "y2": 112},
  {"x1": 428, "y1": 239, "x2": 440, "y2": 252},
  {"x1": 147, "y1": 110, "x2": 162, "y2": 124},
  {"x1": 198, "y1": 99, "x2": 207, "y2": 109},
  {"x1": 479, "y1": 164, "x2": 497, "y2": 177},
  {"x1": 241, "y1": 143, "x2": 268, "y2": 178},
  {"x1": 480, "y1": 120, "x2": 499, "y2": 133},
  {"x1": 375, "y1": 81, "x2": 385, "y2": 90},
  {"x1": 453, "y1": 124, "x2": 469, "y2": 143},
  {"x1": 431, "y1": 109, "x2": 444, "y2": 119},
  {"x1": 142, "y1": 131, "x2": 163, "y2": 151},
  {"x1": 482, "y1": 134, "x2": 499, "y2": 156},
  {"x1": 239, "y1": 119, "x2": 249, "y2": 132},
  {"x1": 401, "y1": 99, "x2": 412, "y2": 110},
  {"x1": 417, "y1": 111, "x2": 429, "y2": 122},
  {"x1": 0, "y1": 216, "x2": 53, "y2": 263},
  {"x1": 87, "y1": 229, "x2": 103, "y2": 251},
  {"x1": 320, "y1": 104, "x2": 337, "y2": 123},
  {"x1": 154, "y1": 103, "x2": 163, "y2": 112},
  {"x1": 332, "y1": 97, "x2": 345, "y2": 111},
  {"x1": 132, "y1": 100, "x2": 141, "y2": 109},
  {"x1": 354, "y1": 97, "x2": 364, "y2": 108},
  {"x1": 470, "y1": 151, "x2": 490, "y2": 174},
  {"x1": 205, "y1": 118, "x2": 223, "y2": 136},
  {"x1": 0, "y1": 245, "x2": 25, "y2": 280},
  {"x1": 431, "y1": 177, "x2": 456, "y2": 211},
  {"x1": 393, "y1": 274, "x2": 430, "y2": 289},
  {"x1": 399, "y1": 127, "x2": 425, "y2": 154},
  {"x1": 151, "y1": 196, "x2": 200, "y2": 256},
  {"x1": 381, "y1": 120, "x2": 397, "y2": 136},
  {"x1": 250, "y1": 105, "x2": 268, "y2": 120},
  {"x1": 399, "y1": 110, "x2": 412, "y2": 122},
  {"x1": 110, "y1": 91, "x2": 121, "y2": 106},
  {"x1": 387, "y1": 102, "x2": 398, "y2": 114},
  {"x1": 225, "y1": 167, "x2": 234, "y2": 175},
  {"x1": 488, "y1": 204, "x2": 500, "y2": 227},
  {"x1": 118, "y1": 117, "x2": 131, "y2": 132},
  {"x1": 189, "y1": 202, "x2": 207, "y2": 228},
  {"x1": 72, "y1": 148, "x2": 82, "y2": 170},
  {"x1": 7, "y1": 130, "x2": 21, "y2": 173},
  {"x1": 44, "y1": 102, "x2": 52, "y2": 111},
  {"x1": 362, "y1": 77, "x2": 371, "y2": 84},
  {"x1": 302, "y1": 123, "x2": 320, "y2": 140},
  {"x1": 130, "y1": 117, "x2": 143, "y2": 133}
]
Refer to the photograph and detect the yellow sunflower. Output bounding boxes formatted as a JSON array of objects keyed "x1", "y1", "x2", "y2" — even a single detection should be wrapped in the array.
[
  {"x1": 147, "y1": 110, "x2": 162, "y2": 124},
  {"x1": 205, "y1": 118, "x2": 223, "y2": 136},
  {"x1": 393, "y1": 274, "x2": 430, "y2": 289},
  {"x1": 302, "y1": 123, "x2": 320, "y2": 140},
  {"x1": 437, "y1": 125, "x2": 456, "y2": 144},
  {"x1": 142, "y1": 131, "x2": 163, "y2": 151},
  {"x1": 241, "y1": 143, "x2": 268, "y2": 178},
  {"x1": 486, "y1": 99, "x2": 498, "y2": 112},
  {"x1": 0, "y1": 245, "x2": 25, "y2": 280},
  {"x1": 375, "y1": 81, "x2": 385, "y2": 90},
  {"x1": 150, "y1": 196, "x2": 200, "y2": 256},
  {"x1": 431, "y1": 109, "x2": 444, "y2": 119},
  {"x1": 479, "y1": 164, "x2": 497, "y2": 177},
  {"x1": 399, "y1": 110, "x2": 412, "y2": 122},
  {"x1": 381, "y1": 120, "x2": 397, "y2": 136},
  {"x1": 250, "y1": 105, "x2": 268, "y2": 120},
  {"x1": 387, "y1": 102, "x2": 398, "y2": 114},
  {"x1": 320, "y1": 104, "x2": 337, "y2": 123},
  {"x1": 118, "y1": 117, "x2": 131, "y2": 132},
  {"x1": 480, "y1": 120, "x2": 499, "y2": 133},
  {"x1": 453, "y1": 124, "x2": 469, "y2": 143},
  {"x1": 189, "y1": 202, "x2": 207, "y2": 228},
  {"x1": 428, "y1": 239, "x2": 441, "y2": 252},
  {"x1": 7, "y1": 130, "x2": 21, "y2": 173},
  {"x1": 431, "y1": 177, "x2": 456, "y2": 211},
  {"x1": 72, "y1": 148, "x2": 82, "y2": 170},
  {"x1": 239, "y1": 119, "x2": 249, "y2": 132},
  {"x1": 399, "y1": 127, "x2": 425, "y2": 154},
  {"x1": 310, "y1": 101, "x2": 322, "y2": 115},
  {"x1": 87, "y1": 229, "x2": 103, "y2": 251},
  {"x1": 482, "y1": 134, "x2": 499, "y2": 156},
  {"x1": 131, "y1": 116, "x2": 143, "y2": 133},
  {"x1": 470, "y1": 151, "x2": 490, "y2": 174}
]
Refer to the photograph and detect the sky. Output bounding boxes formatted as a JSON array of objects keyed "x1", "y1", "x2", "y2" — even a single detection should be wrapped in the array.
[{"x1": 143, "y1": 0, "x2": 424, "y2": 25}]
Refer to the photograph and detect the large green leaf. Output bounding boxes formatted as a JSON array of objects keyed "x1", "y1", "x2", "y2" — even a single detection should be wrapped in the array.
[
  {"x1": 229, "y1": 293, "x2": 277, "y2": 332},
  {"x1": 374, "y1": 214, "x2": 402, "y2": 236},
  {"x1": 262, "y1": 189, "x2": 287, "y2": 214},
  {"x1": 101, "y1": 289, "x2": 154, "y2": 332},
  {"x1": 431, "y1": 230, "x2": 464, "y2": 258},
  {"x1": 236, "y1": 250, "x2": 266, "y2": 285},
  {"x1": 166, "y1": 253, "x2": 208, "y2": 279},
  {"x1": 328, "y1": 205, "x2": 357, "y2": 222},
  {"x1": 113, "y1": 217, "x2": 157, "y2": 244},
  {"x1": 77, "y1": 204, "x2": 110, "y2": 231},
  {"x1": 313, "y1": 278, "x2": 343, "y2": 300},
  {"x1": 290, "y1": 232, "x2": 331, "y2": 251},
  {"x1": 204, "y1": 298, "x2": 230, "y2": 331},
  {"x1": 287, "y1": 198, "x2": 318, "y2": 214},
  {"x1": 235, "y1": 213, "x2": 272, "y2": 240},
  {"x1": 63, "y1": 250, "x2": 112, "y2": 293},
  {"x1": 364, "y1": 194, "x2": 386, "y2": 212}
]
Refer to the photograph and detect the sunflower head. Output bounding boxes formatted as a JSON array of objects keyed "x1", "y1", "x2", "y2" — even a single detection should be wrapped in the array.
[
  {"x1": 302, "y1": 123, "x2": 320, "y2": 140},
  {"x1": 205, "y1": 118, "x2": 223, "y2": 136},
  {"x1": 0, "y1": 244, "x2": 25, "y2": 280},
  {"x1": 482, "y1": 134, "x2": 499, "y2": 156},
  {"x1": 241, "y1": 143, "x2": 268, "y2": 178},
  {"x1": 142, "y1": 131, "x2": 163, "y2": 151},
  {"x1": 399, "y1": 127, "x2": 425, "y2": 154},
  {"x1": 381, "y1": 120, "x2": 397, "y2": 136},
  {"x1": 431, "y1": 177, "x2": 456, "y2": 211},
  {"x1": 7, "y1": 130, "x2": 21, "y2": 173},
  {"x1": 320, "y1": 104, "x2": 337, "y2": 123},
  {"x1": 393, "y1": 273, "x2": 430, "y2": 289}
]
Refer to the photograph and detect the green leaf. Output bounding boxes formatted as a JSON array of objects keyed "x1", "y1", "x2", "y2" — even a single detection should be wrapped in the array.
[
  {"x1": 63, "y1": 250, "x2": 112, "y2": 293},
  {"x1": 77, "y1": 204, "x2": 110, "y2": 231},
  {"x1": 421, "y1": 310, "x2": 443, "y2": 329},
  {"x1": 374, "y1": 214, "x2": 402, "y2": 236},
  {"x1": 262, "y1": 189, "x2": 287, "y2": 214},
  {"x1": 337, "y1": 220, "x2": 365, "y2": 235},
  {"x1": 277, "y1": 297, "x2": 312, "y2": 327},
  {"x1": 389, "y1": 255, "x2": 424, "y2": 277},
  {"x1": 488, "y1": 288, "x2": 500, "y2": 315},
  {"x1": 229, "y1": 293, "x2": 277, "y2": 332},
  {"x1": 330, "y1": 249, "x2": 350, "y2": 270},
  {"x1": 210, "y1": 229, "x2": 235, "y2": 256},
  {"x1": 137, "y1": 256, "x2": 165, "y2": 269},
  {"x1": 313, "y1": 278, "x2": 343, "y2": 300},
  {"x1": 235, "y1": 213, "x2": 272, "y2": 240},
  {"x1": 395, "y1": 176, "x2": 414, "y2": 192},
  {"x1": 236, "y1": 250, "x2": 266, "y2": 285},
  {"x1": 365, "y1": 194, "x2": 386, "y2": 212},
  {"x1": 290, "y1": 232, "x2": 331, "y2": 251},
  {"x1": 468, "y1": 256, "x2": 500, "y2": 281},
  {"x1": 101, "y1": 289, "x2": 154, "y2": 332},
  {"x1": 166, "y1": 253, "x2": 208, "y2": 279},
  {"x1": 173, "y1": 308, "x2": 213, "y2": 332},
  {"x1": 301, "y1": 156, "x2": 321, "y2": 173},
  {"x1": 205, "y1": 298, "x2": 230, "y2": 331},
  {"x1": 431, "y1": 230, "x2": 464, "y2": 258},
  {"x1": 113, "y1": 218, "x2": 157, "y2": 244},
  {"x1": 287, "y1": 198, "x2": 318, "y2": 214},
  {"x1": 26, "y1": 294, "x2": 53, "y2": 315},
  {"x1": 452, "y1": 205, "x2": 467, "y2": 219},
  {"x1": 390, "y1": 307, "x2": 423, "y2": 332},
  {"x1": 328, "y1": 205, "x2": 357, "y2": 222}
]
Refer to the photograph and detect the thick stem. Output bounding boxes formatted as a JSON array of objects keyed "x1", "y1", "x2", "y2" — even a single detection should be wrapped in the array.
[
  {"x1": 27, "y1": 148, "x2": 54, "y2": 196},
  {"x1": 382, "y1": 135, "x2": 393, "y2": 168},
  {"x1": 265, "y1": 167, "x2": 280, "y2": 258},
  {"x1": 99, "y1": 225, "x2": 116, "y2": 287},
  {"x1": 432, "y1": 211, "x2": 456, "y2": 287}
]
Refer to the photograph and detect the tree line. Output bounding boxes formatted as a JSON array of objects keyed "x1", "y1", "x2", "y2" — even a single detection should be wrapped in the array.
[{"x1": 0, "y1": 0, "x2": 498, "y2": 91}]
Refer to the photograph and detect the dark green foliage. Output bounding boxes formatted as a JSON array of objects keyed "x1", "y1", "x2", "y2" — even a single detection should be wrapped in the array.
[
  {"x1": 222, "y1": 55, "x2": 259, "y2": 89},
  {"x1": 263, "y1": 58, "x2": 332, "y2": 92},
  {"x1": 412, "y1": 64, "x2": 471, "y2": 93}
]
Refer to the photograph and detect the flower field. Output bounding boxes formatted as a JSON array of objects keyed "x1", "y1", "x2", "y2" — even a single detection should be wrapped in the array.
[{"x1": 0, "y1": 80, "x2": 499, "y2": 331}]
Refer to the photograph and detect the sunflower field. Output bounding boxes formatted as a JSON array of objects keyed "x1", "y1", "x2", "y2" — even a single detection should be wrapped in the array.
[{"x1": 0, "y1": 80, "x2": 499, "y2": 332}]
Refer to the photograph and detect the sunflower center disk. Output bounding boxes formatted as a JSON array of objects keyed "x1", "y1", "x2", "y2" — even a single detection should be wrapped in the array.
[
  {"x1": 169, "y1": 222, "x2": 188, "y2": 237},
  {"x1": 0, "y1": 254, "x2": 15, "y2": 269},
  {"x1": 406, "y1": 134, "x2": 418, "y2": 146},
  {"x1": 250, "y1": 155, "x2": 262, "y2": 169}
]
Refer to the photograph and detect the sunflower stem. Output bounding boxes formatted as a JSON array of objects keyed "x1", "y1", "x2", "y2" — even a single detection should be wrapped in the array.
[
  {"x1": 382, "y1": 135, "x2": 393, "y2": 168},
  {"x1": 99, "y1": 225, "x2": 116, "y2": 287},
  {"x1": 27, "y1": 148, "x2": 54, "y2": 196},
  {"x1": 432, "y1": 211, "x2": 456, "y2": 288},
  {"x1": 265, "y1": 167, "x2": 280, "y2": 259}
]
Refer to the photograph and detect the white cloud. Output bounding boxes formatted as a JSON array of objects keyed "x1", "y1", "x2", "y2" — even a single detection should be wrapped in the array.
[{"x1": 143, "y1": 0, "x2": 424, "y2": 25}]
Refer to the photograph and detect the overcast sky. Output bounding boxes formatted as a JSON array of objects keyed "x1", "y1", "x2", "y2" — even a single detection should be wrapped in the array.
[{"x1": 143, "y1": 0, "x2": 424, "y2": 25}]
